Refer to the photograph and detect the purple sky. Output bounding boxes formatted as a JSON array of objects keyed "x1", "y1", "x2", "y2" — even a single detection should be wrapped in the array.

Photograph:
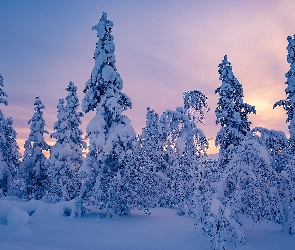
[{"x1": 0, "y1": 0, "x2": 294, "y2": 154}]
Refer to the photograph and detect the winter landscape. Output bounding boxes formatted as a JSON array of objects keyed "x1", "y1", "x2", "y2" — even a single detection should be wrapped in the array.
[{"x1": 1, "y1": 1, "x2": 295, "y2": 250}]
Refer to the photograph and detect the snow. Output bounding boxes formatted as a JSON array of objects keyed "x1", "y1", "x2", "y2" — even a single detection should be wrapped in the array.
[
  {"x1": 210, "y1": 198, "x2": 221, "y2": 216},
  {"x1": 0, "y1": 198, "x2": 294, "y2": 250},
  {"x1": 1, "y1": 12, "x2": 295, "y2": 250},
  {"x1": 102, "y1": 64, "x2": 116, "y2": 82}
]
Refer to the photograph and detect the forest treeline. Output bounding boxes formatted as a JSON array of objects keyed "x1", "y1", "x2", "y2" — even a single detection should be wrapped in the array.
[{"x1": 0, "y1": 13, "x2": 294, "y2": 249}]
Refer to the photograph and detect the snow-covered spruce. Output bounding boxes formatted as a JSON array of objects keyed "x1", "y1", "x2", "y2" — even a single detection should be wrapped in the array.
[
  {"x1": 274, "y1": 35, "x2": 295, "y2": 151},
  {"x1": 0, "y1": 74, "x2": 21, "y2": 197},
  {"x1": 0, "y1": 74, "x2": 8, "y2": 107},
  {"x1": 215, "y1": 55, "x2": 256, "y2": 168},
  {"x1": 121, "y1": 108, "x2": 168, "y2": 213},
  {"x1": 79, "y1": 12, "x2": 135, "y2": 217},
  {"x1": 45, "y1": 82, "x2": 85, "y2": 203},
  {"x1": 20, "y1": 97, "x2": 50, "y2": 200},
  {"x1": 159, "y1": 90, "x2": 209, "y2": 216}
]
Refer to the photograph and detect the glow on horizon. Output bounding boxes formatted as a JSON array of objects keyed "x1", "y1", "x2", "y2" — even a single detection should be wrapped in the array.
[{"x1": 0, "y1": 0, "x2": 294, "y2": 155}]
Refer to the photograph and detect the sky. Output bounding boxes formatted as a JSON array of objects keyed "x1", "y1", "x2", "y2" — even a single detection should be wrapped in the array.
[{"x1": 0, "y1": 0, "x2": 295, "y2": 154}]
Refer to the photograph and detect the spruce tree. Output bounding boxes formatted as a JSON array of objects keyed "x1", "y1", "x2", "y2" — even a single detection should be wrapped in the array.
[
  {"x1": 5, "y1": 117, "x2": 21, "y2": 179},
  {"x1": 139, "y1": 108, "x2": 165, "y2": 171},
  {"x1": 274, "y1": 35, "x2": 295, "y2": 151},
  {"x1": 122, "y1": 108, "x2": 167, "y2": 212},
  {"x1": 215, "y1": 55, "x2": 256, "y2": 168},
  {"x1": 0, "y1": 74, "x2": 21, "y2": 197},
  {"x1": 79, "y1": 12, "x2": 135, "y2": 216},
  {"x1": 159, "y1": 90, "x2": 209, "y2": 215},
  {"x1": 0, "y1": 74, "x2": 10, "y2": 197},
  {"x1": 46, "y1": 98, "x2": 71, "y2": 202},
  {"x1": 21, "y1": 97, "x2": 50, "y2": 200},
  {"x1": 0, "y1": 74, "x2": 8, "y2": 107},
  {"x1": 64, "y1": 81, "x2": 85, "y2": 169},
  {"x1": 46, "y1": 82, "x2": 85, "y2": 202}
]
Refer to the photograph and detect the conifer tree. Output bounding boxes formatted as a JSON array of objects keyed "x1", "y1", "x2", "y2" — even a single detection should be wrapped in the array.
[
  {"x1": 215, "y1": 55, "x2": 256, "y2": 168},
  {"x1": 64, "y1": 82, "x2": 85, "y2": 169},
  {"x1": 0, "y1": 74, "x2": 10, "y2": 197},
  {"x1": 79, "y1": 13, "x2": 135, "y2": 216},
  {"x1": 5, "y1": 117, "x2": 22, "y2": 178},
  {"x1": 0, "y1": 74, "x2": 8, "y2": 107},
  {"x1": 21, "y1": 97, "x2": 50, "y2": 200},
  {"x1": 121, "y1": 108, "x2": 167, "y2": 212},
  {"x1": 274, "y1": 35, "x2": 295, "y2": 151},
  {"x1": 46, "y1": 82, "x2": 85, "y2": 202},
  {"x1": 159, "y1": 90, "x2": 209, "y2": 215},
  {"x1": 139, "y1": 108, "x2": 165, "y2": 171},
  {"x1": 0, "y1": 74, "x2": 21, "y2": 197}
]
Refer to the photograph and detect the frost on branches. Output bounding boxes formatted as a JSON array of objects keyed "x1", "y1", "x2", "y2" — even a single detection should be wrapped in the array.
[
  {"x1": 274, "y1": 35, "x2": 295, "y2": 151},
  {"x1": 20, "y1": 97, "x2": 50, "y2": 200},
  {"x1": 159, "y1": 90, "x2": 209, "y2": 216},
  {"x1": 0, "y1": 74, "x2": 21, "y2": 197},
  {"x1": 215, "y1": 55, "x2": 256, "y2": 168},
  {"x1": 121, "y1": 108, "x2": 168, "y2": 213},
  {"x1": 247, "y1": 127, "x2": 290, "y2": 173},
  {"x1": 221, "y1": 133, "x2": 295, "y2": 236},
  {"x1": 79, "y1": 12, "x2": 135, "y2": 217},
  {"x1": 45, "y1": 82, "x2": 85, "y2": 203}
]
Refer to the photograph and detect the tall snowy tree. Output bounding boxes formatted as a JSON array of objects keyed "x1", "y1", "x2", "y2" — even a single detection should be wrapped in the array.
[
  {"x1": 120, "y1": 108, "x2": 168, "y2": 212},
  {"x1": 0, "y1": 74, "x2": 21, "y2": 197},
  {"x1": 64, "y1": 82, "x2": 85, "y2": 169},
  {"x1": 159, "y1": 90, "x2": 209, "y2": 215},
  {"x1": 274, "y1": 35, "x2": 295, "y2": 151},
  {"x1": 4, "y1": 117, "x2": 21, "y2": 178},
  {"x1": 78, "y1": 12, "x2": 135, "y2": 216},
  {"x1": 215, "y1": 55, "x2": 256, "y2": 168},
  {"x1": 46, "y1": 82, "x2": 85, "y2": 202},
  {"x1": 20, "y1": 97, "x2": 50, "y2": 200},
  {"x1": 46, "y1": 99, "x2": 71, "y2": 202}
]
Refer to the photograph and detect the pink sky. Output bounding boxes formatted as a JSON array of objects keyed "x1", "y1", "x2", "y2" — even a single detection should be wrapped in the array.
[{"x1": 0, "y1": 0, "x2": 294, "y2": 154}]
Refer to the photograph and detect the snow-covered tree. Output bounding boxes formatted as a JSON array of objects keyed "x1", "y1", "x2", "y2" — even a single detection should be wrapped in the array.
[
  {"x1": 247, "y1": 127, "x2": 290, "y2": 172},
  {"x1": 274, "y1": 35, "x2": 295, "y2": 151},
  {"x1": 20, "y1": 97, "x2": 50, "y2": 200},
  {"x1": 222, "y1": 140, "x2": 283, "y2": 222},
  {"x1": 192, "y1": 156, "x2": 248, "y2": 249},
  {"x1": 0, "y1": 74, "x2": 21, "y2": 197},
  {"x1": 117, "y1": 145, "x2": 165, "y2": 215},
  {"x1": 0, "y1": 74, "x2": 8, "y2": 107},
  {"x1": 139, "y1": 108, "x2": 166, "y2": 172},
  {"x1": 78, "y1": 12, "x2": 136, "y2": 216},
  {"x1": 159, "y1": 90, "x2": 209, "y2": 215},
  {"x1": 215, "y1": 55, "x2": 256, "y2": 168},
  {"x1": 218, "y1": 134, "x2": 295, "y2": 236},
  {"x1": 4, "y1": 117, "x2": 21, "y2": 178},
  {"x1": 0, "y1": 75, "x2": 10, "y2": 197},
  {"x1": 46, "y1": 99, "x2": 72, "y2": 202},
  {"x1": 118, "y1": 108, "x2": 168, "y2": 212},
  {"x1": 64, "y1": 82, "x2": 85, "y2": 169},
  {"x1": 46, "y1": 82, "x2": 85, "y2": 203}
]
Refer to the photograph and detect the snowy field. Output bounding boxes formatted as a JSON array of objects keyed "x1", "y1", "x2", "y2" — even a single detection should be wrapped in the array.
[{"x1": 0, "y1": 198, "x2": 294, "y2": 250}]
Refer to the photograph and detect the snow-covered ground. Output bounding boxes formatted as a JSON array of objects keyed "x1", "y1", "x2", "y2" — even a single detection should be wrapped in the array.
[{"x1": 0, "y1": 198, "x2": 294, "y2": 250}]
